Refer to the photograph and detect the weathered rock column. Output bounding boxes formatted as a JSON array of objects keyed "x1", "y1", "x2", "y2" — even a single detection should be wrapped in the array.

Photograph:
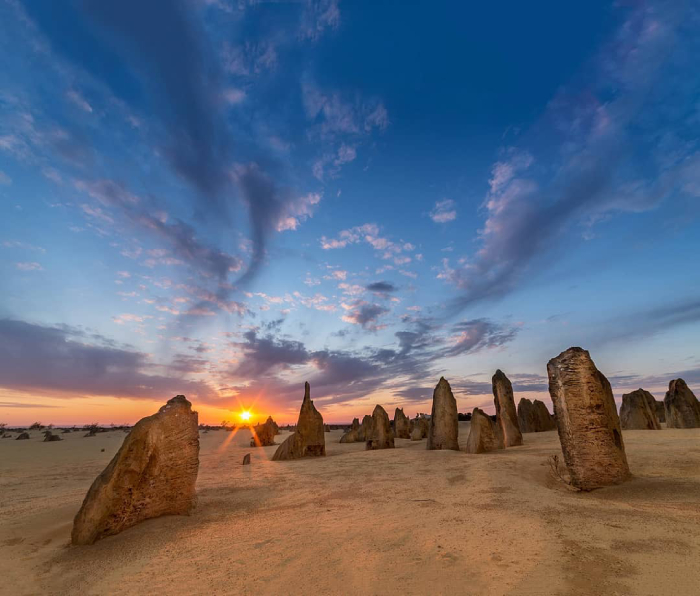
[
  {"x1": 620, "y1": 389, "x2": 661, "y2": 430},
  {"x1": 366, "y1": 405, "x2": 395, "y2": 450},
  {"x1": 427, "y1": 377, "x2": 459, "y2": 451},
  {"x1": 357, "y1": 414, "x2": 374, "y2": 442},
  {"x1": 492, "y1": 370, "x2": 523, "y2": 447},
  {"x1": 394, "y1": 407, "x2": 410, "y2": 439},
  {"x1": 547, "y1": 347, "x2": 630, "y2": 490},
  {"x1": 72, "y1": 395, "x2": 200, "y2": 545},
  {"x1": 664, "y1": 379, "x2": 700, "y2": 428},
  {"x1": 272, "y1": 382, "x2": 326, "y2": 461}
]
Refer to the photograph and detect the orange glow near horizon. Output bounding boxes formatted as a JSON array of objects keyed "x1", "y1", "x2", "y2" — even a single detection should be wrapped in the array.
[{"x1": 239, "y1": 410, "x2": 252, "y2": 422}]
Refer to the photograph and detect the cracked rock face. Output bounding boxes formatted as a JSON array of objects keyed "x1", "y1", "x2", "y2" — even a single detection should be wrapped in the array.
[
  {"x1": 427, "y1": 377, "x2": 459, "y2": 451},
  {"x1": 394, "y1": 408, "x2": 410, "y2": 439},
  {"x1": 492, "y1": 370, "x2": 523, "y2": 447},
  {"x1": 620, "y1": 389, "x2": 661, "y2": 430},
  {"x1": 664, "y1": 379, "x2": 700, "y2": 429},
  {"x1": 465, "y1": 407, "x2": 504, "y2": 454},
  {"x1": 366, "y1": 405, "x2": 395, "y2": 450},
  {"x1": 547, "y1": 347, "x2": 630, "y2": 491},
  {"x1": 72, "y1": 395, "x2": 200, "y2": 545},
  {"x1": 272, "y1": 382, "x2": 325, "y2": 461}
]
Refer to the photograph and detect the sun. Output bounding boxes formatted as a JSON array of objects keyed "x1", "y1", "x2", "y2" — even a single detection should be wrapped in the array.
[{"x1": 239, "y1": 410, "x2": 252, "y2": 422}]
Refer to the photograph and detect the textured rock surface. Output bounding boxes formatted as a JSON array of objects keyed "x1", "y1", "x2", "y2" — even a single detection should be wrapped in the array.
[
  {"x1": 339, "y1": 418, "x2": 360, "y2": 443},
  {"x1": 427, "y1": 377, "x2": 459, "y2": 450},
  {"x1": 466, "y1": 408, "x2": 505, "y2": 454},
  {"x1": 655, "y1": 400, "x2": 666, "y2": 423},
  {"x1": 394, "y1": 408, "x2": 410, "y2": 439},
  {"x1": 357, "y1": 414, "x2": 374, "y2": 442},
  {"x1": 71, "y1": 395, "x2": 200, "y2": 545},
  {"x1": 411, "y1": 417, "x2": 429, "y2": 441},
  {"x1": 664, "y1": 379, "x2": 700, "y2": 429},
  {"x1": 366, "y1": 405, "x2": 395, "y2": 450},
  {"x1": 518, "y1": 398, "x2": 556, "y2": 433},
  {"x1": 492, "y1": 370, "x2": 523, "y2": 447},
  {"x1": 620, "y1": 389, "x2": 661, "y2": 430},
  {"x1": 250, "y1": 416, "x2": 278, "y2": 447},
  {"x1": 547, "y1": 347, "x2": 630, "y2": 490},
  {"x1": 272, "y1": 383, "x2": 326, "y2": 461}
]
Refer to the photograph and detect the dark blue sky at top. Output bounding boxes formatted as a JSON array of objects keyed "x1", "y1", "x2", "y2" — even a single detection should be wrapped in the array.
[{"x1": 1, "y1": 0, "x2": 699, "y2": 423}]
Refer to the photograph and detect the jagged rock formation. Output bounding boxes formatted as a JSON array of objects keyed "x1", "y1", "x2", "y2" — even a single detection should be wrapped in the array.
[
  {"x1": 71, "y1": 395, "x2": 200, "y2": 545},
  {"x1": 340, "y1": 418, "x2": 360, "y2": 443},
  {"x1": 394, "y1": 408, "x2": 410, "y2": 439},
  {"x1": 15, "y1": 432, "x2": 29, "y2": 440},
  {"x1": 465, "y1": 407, "x2": 505, "y2": 454},
  {"x1": 427, "y1": 377, "x2": 459, "y2": 451},
  {"x1": 366, "y1": 405, "x2": 395, "y2": 450},
  {"x1": 410, "y1": 417, "x2": 429, "y2": 441},
  {"x1": 250, "y1": 416, "x2": 278, "y2": 447},
  {"x1": 517, "y1": 398, "x2": 556, "y2": 433},
  {"x1": 43, "y1": 431, "x2": 62, "y2": 442},
  {"x1": 242, "y1": 453, "x2": 251, "y2": 466},
  {"x1": 357, "y1": 414, "x2": 374, "y2": 442},
  {"x1": 272, "y1": 383, "x2": 326, "y2": 461},
  {"x1": 492, "y1": 370, "x2": 523, "y2": 447},
  {"x1": 547, "y1": 347, "x2": 630, "y2": 490},
  {"x1": 620, "y1": 389, "x2": 661, "y2": 430},
  {"x1": 664, "y1": 379, "x2": 700, "y2": 428}
]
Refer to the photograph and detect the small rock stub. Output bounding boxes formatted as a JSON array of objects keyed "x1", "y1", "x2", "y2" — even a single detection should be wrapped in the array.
[
  {"x1": 620, "y1": 389, "x2": 661, "y2": 430},
  {"x1": 272, "y1": 382, "x2": 326, "y2": 461},
  {"x1": 427, "y1": 377, "x2": 459, "y2": 451},
  {"x1": 411, "y1": 417, "x2": 429, "y2": 441},
  {"x1": 664, "y1": 379, "x2": 700, "y2": 429},
  {"x1": 518, "y1": 399, "x2": 557, "y2": 433},
  {"x1": 71, "y1": 395, "x2": 200, "y2": 545},
  {"x1": 250, "y1": 416, "x2": 278, "y2": 447},
  {"x1": 465, "y1": 407, "x2": 505, "y2": 454},
  {"x1": 492, "y1": 370, "x2": 523, "y2": 447},
  {"x1": 394, "y1": 407, "x2": 410, "y2": 439},
  {"x1": 547, "y1": 348, "x2": 630, "y2": 490},
  {"x1": 366, "y1": 405, "x2": 395, "y2": 450},
  {"x1": 340, "y1": 418, "x2": 360, "y2": 443}
]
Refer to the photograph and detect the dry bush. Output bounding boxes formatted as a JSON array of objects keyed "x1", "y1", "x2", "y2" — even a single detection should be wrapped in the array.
[{"x1": 547, "y1": 454, "x2": 577, "y2": 489}]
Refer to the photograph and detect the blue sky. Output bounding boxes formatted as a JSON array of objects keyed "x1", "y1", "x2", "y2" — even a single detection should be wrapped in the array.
[{"x1": 1, "y1": 0, "x2": 699, "y2": 425}]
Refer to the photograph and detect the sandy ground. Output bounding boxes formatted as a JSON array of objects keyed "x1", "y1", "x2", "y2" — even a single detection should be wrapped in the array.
[{"x1": 1, "y1": 423, "x2": 699, "y2": 596}]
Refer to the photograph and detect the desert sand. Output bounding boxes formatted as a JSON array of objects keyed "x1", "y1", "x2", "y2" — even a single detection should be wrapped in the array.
[{"x1": 1, "y1": 423, "x2": 700, "y2": 596}]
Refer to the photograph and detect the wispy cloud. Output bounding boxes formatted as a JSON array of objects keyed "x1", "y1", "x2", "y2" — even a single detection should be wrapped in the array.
[
  {"x1": 429, "y1": 199, "x2": 457, "y2": 223},
  {"x1": 442, "y1": 1, "x2": 700, "y2": 311}
]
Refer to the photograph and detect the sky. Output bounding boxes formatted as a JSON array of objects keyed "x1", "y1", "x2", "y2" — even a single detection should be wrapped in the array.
[{"x1": 1, "y1": 0, "x2": 699, "y2": 426}]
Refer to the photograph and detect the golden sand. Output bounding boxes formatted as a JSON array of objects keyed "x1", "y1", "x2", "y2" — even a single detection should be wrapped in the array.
[{"x1": 1, "y1": 423, "x2": 699, "y2": 595}]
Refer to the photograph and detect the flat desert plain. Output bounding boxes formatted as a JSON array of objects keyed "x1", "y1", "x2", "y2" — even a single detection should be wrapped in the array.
[{"x1": 1, "y1": 423, "x2": 699, "y2": 596}]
